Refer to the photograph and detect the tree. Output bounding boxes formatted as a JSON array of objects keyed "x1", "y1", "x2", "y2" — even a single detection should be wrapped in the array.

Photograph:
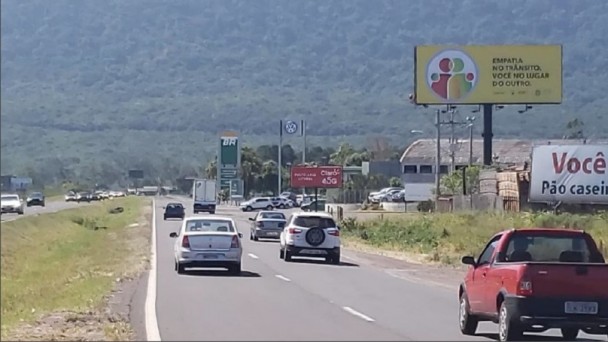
[
  {"x1": 564, "y1": 118, "x2": 585, "y2": 139},
  {"x1": 440, "y1": 166, "x2": 481, "y2": 195},
  {"x1": 389, "y1": 177, "x2": 402, "y2": 187}
]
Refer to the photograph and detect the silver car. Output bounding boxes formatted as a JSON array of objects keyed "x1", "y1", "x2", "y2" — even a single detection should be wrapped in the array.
[
  {"x1": 170, "y1": 216, "x2": 243, "y2": 274},
  {"x1": 249, "y1": 211, "x2": 287, "y2": 241}
]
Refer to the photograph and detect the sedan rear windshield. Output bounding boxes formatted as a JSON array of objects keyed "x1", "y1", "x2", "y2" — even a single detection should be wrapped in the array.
[
  {"x1": 186, "y1": 219, "x2": 235, "y2": 233},
  {"x1": 260, "y1": 212, "x2": 285, "y2": 220},
  {"x1": 503, "y1": 234, "x2": 602, "y2": 263},
  {"x1": 294, "y1": 216, "x2": 336, "y2": 229}
]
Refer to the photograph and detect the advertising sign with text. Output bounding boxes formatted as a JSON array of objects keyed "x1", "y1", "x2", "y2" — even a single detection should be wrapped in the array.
[
  {"x1": 529, "y1": 145, "x2": 607, "y2": 204},
  {"x1": 290, "y1": 165, "x2": 343, "y2": 188},
  {"x1": 414, "y1": 45, "x2": 562, "y2": 105}
]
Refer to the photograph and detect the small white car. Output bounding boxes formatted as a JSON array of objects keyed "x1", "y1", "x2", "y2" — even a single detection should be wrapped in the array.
[
  {"x1": 170, "y1": 216, "x2": 243, "y2": 274},
  {"x1": 240, "y1": 197, "x2": 274, "y2": 211},
  {"x1": 279, "y1": 212, "x2": 341, "y2": 264},
  {"x1": 1, "y1": 193, "x2": 25, "y2": 215}
]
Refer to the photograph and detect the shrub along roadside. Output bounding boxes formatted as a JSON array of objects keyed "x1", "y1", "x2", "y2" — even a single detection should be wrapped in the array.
[
  {"x1": 339, "y1": 212, "x2": 608, "y2": 265},
  {"x1": 0, "y1": 196, "x2": 149, "y2": 338}
]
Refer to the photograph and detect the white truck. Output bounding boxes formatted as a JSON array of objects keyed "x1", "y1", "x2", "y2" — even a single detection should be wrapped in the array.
[{"x1": 192, "y1": 179, "x2": 217, "y2": 214}]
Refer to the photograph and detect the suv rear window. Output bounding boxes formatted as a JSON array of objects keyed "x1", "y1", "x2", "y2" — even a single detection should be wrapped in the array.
[{"x1": 293, "y1": 216, "x2": 336, "y2": 229}]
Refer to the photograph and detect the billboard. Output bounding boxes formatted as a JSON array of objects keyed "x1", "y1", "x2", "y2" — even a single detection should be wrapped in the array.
[
  {"x1": 529, "y1": 145, "x2": 607, "y2": 204},
  {"x1": 291, "y1": 165, "x2": 343, "y2": 188},
  {"x1": 414, "y1": 45, "x2": 562, "y2": 105},
  {"x1": 128, "y1": 170, "x2": 144, "y2": 179}
]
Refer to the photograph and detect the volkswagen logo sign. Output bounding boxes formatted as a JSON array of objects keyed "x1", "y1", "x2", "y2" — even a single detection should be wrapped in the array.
[{"x1": 284, "y1": 120, "x2": 298, "y2": 134}]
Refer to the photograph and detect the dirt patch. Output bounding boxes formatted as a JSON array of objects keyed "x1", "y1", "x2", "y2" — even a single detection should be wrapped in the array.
[
  {"x1": 3, "y1": 203, "x2": 152, "y2": 341},
  {"x1": 343, "y1": 238, "x2": 467, "y2": 289}
]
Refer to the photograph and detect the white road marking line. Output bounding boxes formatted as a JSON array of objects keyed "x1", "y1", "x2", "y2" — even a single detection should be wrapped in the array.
[
  {"x1": 145, "y1": 200, "x2": 161, "y2": 341},
  {"x1": 342, "y1": 306, "x2": 375, "y2": 322},
  {"x1": 342, "y1": 255, "x2": 356, "y2": 261},
  {"x1": 248, "y1": 253, "x2": 259, "y2": 259},
  {"x1": 275, "y1": 274, "x2": 291, "y2": 282}
]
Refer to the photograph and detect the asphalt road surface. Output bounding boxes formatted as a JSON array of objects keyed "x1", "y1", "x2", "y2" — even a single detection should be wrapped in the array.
[
  {"x1": 151, "y1": 196, "x2": 606, "y2": 341},
  {"x1": 0, "y1": 200, "x2": 91, "y2": 222}
]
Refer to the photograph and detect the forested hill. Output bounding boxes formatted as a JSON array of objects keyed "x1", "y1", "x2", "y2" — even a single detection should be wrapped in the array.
[{"x1": 1, "y1": 0, "x2": 607, "y2": 179}]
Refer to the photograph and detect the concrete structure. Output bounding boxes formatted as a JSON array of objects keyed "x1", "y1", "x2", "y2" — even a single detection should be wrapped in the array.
[{"x1": 398, "y1": 138, "x2": 607, "y2": 201}]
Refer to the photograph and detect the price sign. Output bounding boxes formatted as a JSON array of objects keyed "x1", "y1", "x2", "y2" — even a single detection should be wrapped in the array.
[{"x1": 290, "y1": 165, "x2": 343, "y2": 188}]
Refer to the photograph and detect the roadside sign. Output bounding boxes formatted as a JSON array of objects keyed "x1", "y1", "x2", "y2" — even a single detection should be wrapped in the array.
[
  {"x1": 290, "y1": 165, "x2": 343, "y2": 188},
  {"x1": 284, "y1": 120, "x2": 299, "y2": 134},
  {"x1": 529, "y1": 144, "x2": 607, "y2": 204}
]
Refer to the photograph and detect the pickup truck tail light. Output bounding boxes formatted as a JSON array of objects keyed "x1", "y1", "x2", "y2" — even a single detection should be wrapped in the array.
[
  {"x1": 182, "y1": 236, "x2": 190, "y2": 248},
  {"x1": 517, "y1": 279, "x2": 533, "y2": 296},
  {"x1": 231, "y1": 235, "x2": 240, "y2": 248},
  {"x1": 287, "y1": 227, "x2": 302, "y2": 234}
]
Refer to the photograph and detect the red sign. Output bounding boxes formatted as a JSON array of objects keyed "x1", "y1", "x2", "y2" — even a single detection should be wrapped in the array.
[{"x1": 290, "y1": 165, "x2": 343, "y2": 188}]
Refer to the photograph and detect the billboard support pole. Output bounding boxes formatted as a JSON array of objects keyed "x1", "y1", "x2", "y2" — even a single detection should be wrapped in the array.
[
  {"x1": 482, "y1": 104, "x2": 493, "y2": 166},
  {"x1": 314, "y1": 187, "x2": 318, "y2": 212}
]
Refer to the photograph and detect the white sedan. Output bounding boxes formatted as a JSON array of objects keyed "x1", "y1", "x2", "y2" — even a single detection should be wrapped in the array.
[{"x1": 170, "y1": 216, "x2": 243, "y2": 274}]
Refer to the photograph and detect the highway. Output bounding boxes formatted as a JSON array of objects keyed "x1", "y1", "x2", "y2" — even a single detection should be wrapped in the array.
[
  {"x1": 0, "y1": 200, "x2": 90, "y2": 222},
  {"x1": 150, "y1": 197, "x2": 606, "y2": 341}
]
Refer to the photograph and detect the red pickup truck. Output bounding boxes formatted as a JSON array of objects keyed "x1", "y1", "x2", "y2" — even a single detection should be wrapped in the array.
[{"x1": 458, "y1": 228, "x2": 608, "y2": 341}]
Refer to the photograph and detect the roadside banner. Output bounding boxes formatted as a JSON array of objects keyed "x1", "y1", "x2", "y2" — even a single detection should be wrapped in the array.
[{"x1": 529, "y1": 145, "x2": 607, "y2": 204}]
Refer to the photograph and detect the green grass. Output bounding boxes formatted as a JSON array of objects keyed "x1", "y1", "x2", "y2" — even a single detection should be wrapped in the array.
[
  {"x1": 340, "y1": 212, "x2": 608, "y2": 265},
  {"x1": 0, "y1": 196, "x2": 149, "y2": 336}
]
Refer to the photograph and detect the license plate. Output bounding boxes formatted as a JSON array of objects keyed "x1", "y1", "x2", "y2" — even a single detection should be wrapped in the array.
[
  {"x1": 300, "y1": 249, "x2": 327, "y2": 255},
  {"x1": 267, "y1": 232, "x2": 279, "y2": 236},
  {"x1": 564, "y1": 301, "x2": 598, "y2": 315},
  {"x1": 198, "y1": 254, "x2": 219, "y2": 260}
]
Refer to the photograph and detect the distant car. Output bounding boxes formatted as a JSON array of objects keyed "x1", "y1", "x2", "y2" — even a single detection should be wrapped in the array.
[
  {"x1": 279, "y1": 212, "x2": 341, "y2": 264},
  {"x1": 76, "y1": 192, "x2": 91, "y2": 203},
  {"x1": 26, "y1": 192, "x2": 45, "y2": 207},
  {"x1": 65, "y1": 191, "x2": 77, "y2": 202},
  {"x1": 170, "y1": 216, "x2": 243, "y2": 274},
  {"x1": 270, "y1": 197, "x2": 293, "y2": 209},
  {"x1": 301, "y1": 199, "x2": 326, "y2": 212},
  {"x1": 1, "y1": 193, "x2": 25, "y2": 215},
  {"x1": 249, "y1": 211, "x2": 286, "y2": 241},
  {"x1": 239, "y1": 197, "x2": 274, "y2": 211},
  {"x1": 164, "y1": 202, "x2": 185, "y2": 220}
]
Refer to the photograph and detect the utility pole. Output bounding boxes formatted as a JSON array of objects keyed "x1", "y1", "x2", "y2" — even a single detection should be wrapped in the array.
[
  {"x1": 449, "y1": 109, "x2": 456, "y2": 173},
  {"x1": 435, "y1": 109, "x2": 441, "y2": 200},
  {"x1": 278, "y1": 120, "x2": 283, "y2": 195},
  {"x1": 434, "y1": 109, "x2": 476, "y2": 200}
]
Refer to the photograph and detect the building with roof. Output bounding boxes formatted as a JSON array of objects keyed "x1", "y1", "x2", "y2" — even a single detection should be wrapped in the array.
[{"x1": 398, "y1": 138, "x2": 607, "y2": 201}]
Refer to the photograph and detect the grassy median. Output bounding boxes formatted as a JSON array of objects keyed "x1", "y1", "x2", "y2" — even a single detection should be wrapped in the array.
[
  {"x1": 340, "y1": 211, "x2": 608, "y2": 265},
  {"x1": 1, "y1": 196, "x2": 150, "y2": 339}
]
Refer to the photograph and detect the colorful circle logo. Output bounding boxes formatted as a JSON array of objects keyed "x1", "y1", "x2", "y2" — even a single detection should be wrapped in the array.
[{"x1": 426, "y1": 49, "x2": 478, "y2": 102}]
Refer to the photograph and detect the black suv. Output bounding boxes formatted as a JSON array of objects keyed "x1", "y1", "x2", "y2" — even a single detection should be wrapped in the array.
[
  {"x1": 26, "y1": 192, "x2": 46, "y2": 207},
  {"x1": 164, "y1": 202, "x2": 185, "y2": 220}
]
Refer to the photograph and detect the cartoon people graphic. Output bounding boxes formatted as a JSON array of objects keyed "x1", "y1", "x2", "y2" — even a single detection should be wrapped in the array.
[{"x1": 428, "y1": 51, "x2": 477, "y2": 101}]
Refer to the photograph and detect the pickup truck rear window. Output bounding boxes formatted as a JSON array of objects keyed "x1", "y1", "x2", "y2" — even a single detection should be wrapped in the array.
[{"x1": 504, "y1": 234, "x2": 594, "y2": 263}]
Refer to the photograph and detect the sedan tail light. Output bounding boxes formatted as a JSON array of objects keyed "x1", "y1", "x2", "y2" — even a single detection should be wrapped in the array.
[
  {"x1": 287, "y1": 227, "x2": 302, "y2": 234},
  {"x1": 182, "y1": 236, "x2": 190, "y2": 248},
  {"x1": 231, "y1": 235, "x2": 240, "y2": 248},
  {"x1": 256, "y1": 221, "x2": 264, "y2": 228}
]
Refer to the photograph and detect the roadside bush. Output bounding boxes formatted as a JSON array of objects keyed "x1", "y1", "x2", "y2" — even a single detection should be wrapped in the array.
[{"x1": 340, "y1": 212, "x2": 608, "y2": 264}]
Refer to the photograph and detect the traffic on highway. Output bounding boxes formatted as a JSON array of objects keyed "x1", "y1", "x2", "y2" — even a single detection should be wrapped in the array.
[{"x1": 147, "y1": 196, "x2": 608, "y2": 341}]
